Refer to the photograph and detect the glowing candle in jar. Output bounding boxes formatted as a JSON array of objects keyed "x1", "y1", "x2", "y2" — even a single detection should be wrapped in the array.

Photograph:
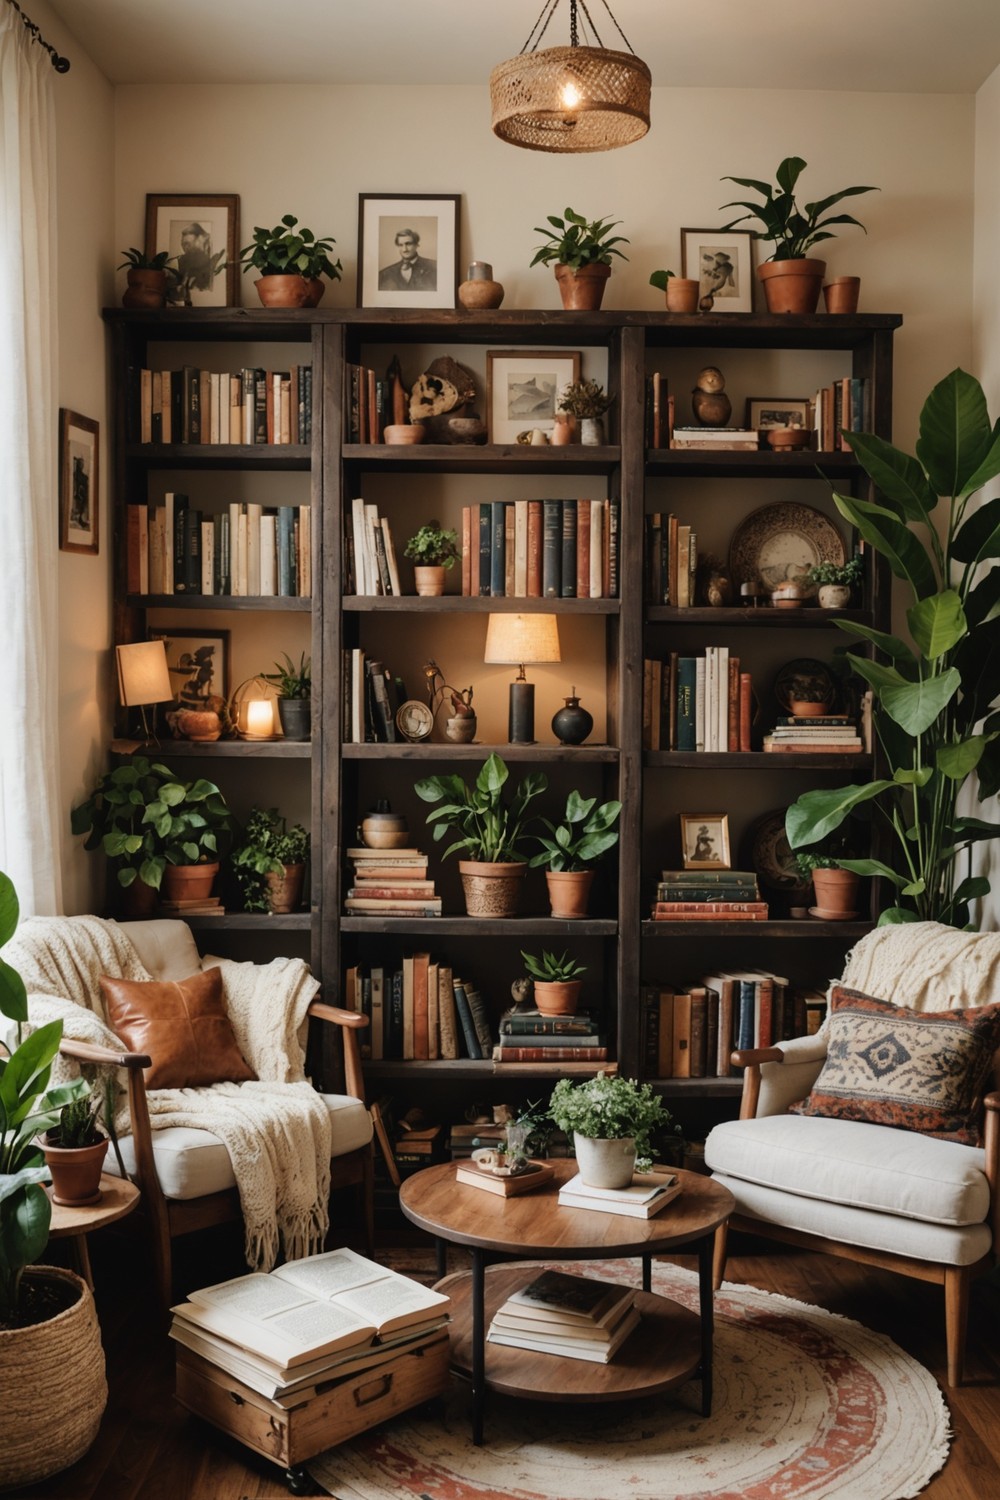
[{"x1": 245, "y1": 699, "x2": 274, "y2": 738}]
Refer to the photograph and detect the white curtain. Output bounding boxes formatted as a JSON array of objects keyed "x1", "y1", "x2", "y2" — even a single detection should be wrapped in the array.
[{"x1": 0, "y1": 8, "x2": 61, "y2": 914}]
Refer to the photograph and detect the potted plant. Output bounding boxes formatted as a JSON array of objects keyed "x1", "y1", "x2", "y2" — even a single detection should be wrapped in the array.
[
  {"x1": 793, "y1": 850, "x2": 861, "y2": 920},
  {"x1": 548, "y1": 1072, "x2": 677, "y2": 1189},
  {"x1": 521, "y1": 948, "x2": 586, "y2": 1017},
  {"x1": 414, "y1": 752, "x2": 547, "y2": 917},
  {"x1": 805, "y1": 556, "x2": 864, "y2": 609},
  {"x1": 719, "y1": 157, "x2": 877, "y2": 313},
  {"x1": 118, "y1": 246, "x2": 175, "y2": 309},
  {"x1": 786, "y1": 673, "x2": 835, "y2": 718},
  {"x1": 403, "y1": 522, "x2": 460, "y2": 597},
  {"x1": 262, "y1": 652, "x2": 312, "y2": 740},
  {"x1": 231, "y1": 806, "x2": 310, "y2": 914},
  {"x1": 0, "y1": 870, "x2": 108, "y2": 1489},
  {"x1": 528, "y1": 790, "x2": 622, "y2": 918},
  {"x1": 71, "y1": 756, "x2": 185, "y2": 914},
  {"x1": 649, "y1": 268, "x2": 699, "y2": 314},
  {"x1": 143, "y1": 771, "x2": 235, "y2": 903},
  {"x1": 557, "y1": 380, "x2": 613, "y2": 446},
  {"x1": 239, "y1": 214, "x2": 342, "y2": 308},
  {"x1": 786, "y1": 368, "x2": 1000, "y2": 927},
  {"x1": 38, "y1": 1082, "x2": 111, "y2": 1208},
  {"x1": 530, "y1": 207, "x2": 629, "y2": 311}
]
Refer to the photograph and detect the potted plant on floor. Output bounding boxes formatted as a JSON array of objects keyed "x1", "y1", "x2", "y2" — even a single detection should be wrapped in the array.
[
  {"x1": 521, "y1": 948, "x2": 586, "y2": 1016},
  {"x1": 649, "y1": 268, "x2": 699, "y2": 314},
  {"x1": 231, "y1": 806, "x2": 310, "y2": 914},
  {"x1": 414, "y1": 752, "x2": 547, "y2": 917},
  {"x1": 804, "y1": 556, "x2": 864, "y2": 609},
  {"x1": 530, "y1": 207, "x2": 629, "y2": 310},
  {"x1": 528, "y1": 790, "x2": 622, "y2": 918},
  {"x1": 548, "y1": 1072, "x2": 678, "y2": 1189},
  {"x1": 118, "y1": 246, "x2": 175, "y2": 309},
  {"x1": 239, "y1": 214, "x2": 342, "y2": 307},
  {"x1": 719, "y1": 157, "x2": 877, "y2": 314},
  {"x1": 0, "y1": 869, "x2": 108, "y2": 1490},
  {"x1": 262, "y1": 652, "x2": 312, "y2": 740},
  {"x1": 403, "y1": 522, "x2": 460, "y2": 597}
]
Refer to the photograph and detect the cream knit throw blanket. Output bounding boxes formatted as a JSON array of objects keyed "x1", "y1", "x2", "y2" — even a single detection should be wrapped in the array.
[
  {"x1": 7, "y1": 915, "x2": 331, "y2": 1271},
  {"x1": 839, "y1": 920, "x2": 1000, "y2": 1013}
]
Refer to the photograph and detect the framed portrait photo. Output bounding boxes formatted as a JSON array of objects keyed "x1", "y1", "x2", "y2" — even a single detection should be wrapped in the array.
[
  {"x1": 680, "y1": 228, "x2": 754, "y2": 314},
  {"x1": 59, "y1": 409, "x2": 99, "y2": 555},
  {"x1": 357, "y1": 193, "x2": 459, "y2": 310},
  {"x1": 486, "y1": 349, "x2": 582, "y2": 444},
  {"x1": 680, "y1": 813, "x2": 731, "y2": 871},
  {"x1": 148, "y1": 628, "x2": 230, "y2": 712},
  {"x1": 145, "y1": 193, "x2": 240, "y2": 308},
  {"x1": 746, "y1": 396, "x2": 811, "y2": 431}
]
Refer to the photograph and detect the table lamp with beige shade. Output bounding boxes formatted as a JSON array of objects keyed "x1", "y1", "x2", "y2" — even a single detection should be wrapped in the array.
[
  {"x1": 115, "y1": 639, "x2": 172, "y2": 744},
  {"x1": 484, "y1": 613, "x2": 561, "y2": 744}
]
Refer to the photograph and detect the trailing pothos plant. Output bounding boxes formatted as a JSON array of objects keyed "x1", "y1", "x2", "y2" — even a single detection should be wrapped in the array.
[{"x1": 785, "y1": 368, "x2": 1000, "y2": 927}]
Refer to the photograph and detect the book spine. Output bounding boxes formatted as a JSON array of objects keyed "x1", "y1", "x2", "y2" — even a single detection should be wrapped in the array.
[
  {"x1": 688, "y1": 989, "x2": 707, "y2": 1078},
  {"x1": 542, "y1": 500, "x2": 562, "y2": 598},
  {"x1": 504, "y1": 503, "x2": 516, "y2": 598},
  {"x1": 438, "y1": 965, "x2": 458, "y2": 1060},
  {"x1": 463, "y1": 983, "x2": 493, "y2": 1058},
  {"x1": 500, "y1": 1017, "x2": 597, "y2": 1035},
  {"x1": 451, "y1": 979, "x2": 481, "y2": 1060},
  {"x1": 496, "y1": 1046, "x2": 609, "y2": 1062},
  {"x1": 412, "y1": 952, "x2": 430, "y2": 1061},
  {"x1": 657, "y1": 989, "x2": 674, "y2": 1078},
  {"x1": 672, "y1": 990, "x2": 692, "y2": 1079},
  {"x1": 478, "y1": 504, "x2": 492, "y2": 596},
  {"x1": 527, "y1": 500, "x2": 543, "y2": 597},
  {"x1": 576, "y1": 498, "x2": 591, "y2": 599},
  {"x1": 490, "y1": 500, "x2": 506, "y2": 597},
  {"x1": 560, "y1": 499, "x2": 577, "y2": 598},
  {"x1": 652, "y1": 901, "x2": 768, "y2": 914},
  {"x1": 675, "y1": 658, "x2": 696, "y2": 751},
  {"x1": 385, "y1": 969, "x2": 404, "y2": 1060},
  {"x1": 642, "y1": 988, "x2": 660, "y2": 1076},
  {"x1": 607, "y1": 497, "x2": 619, "y2": 598}
]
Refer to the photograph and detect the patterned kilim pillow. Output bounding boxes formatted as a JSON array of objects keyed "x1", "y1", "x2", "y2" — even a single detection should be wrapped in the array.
[{"x1": 790, "y1": 985, "x2": 1000, "y2": 1145}]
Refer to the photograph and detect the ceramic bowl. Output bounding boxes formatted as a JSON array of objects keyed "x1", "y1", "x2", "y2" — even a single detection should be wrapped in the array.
[
  {"x1": 767, "y1": 427, "x2": 811, "y2": 450},
  {"x1": 361, "y1": 829, "x2": 412, "y2": 849},
  {"x1": 384, "y1": 424, "x2": 425, "y2": 445}
]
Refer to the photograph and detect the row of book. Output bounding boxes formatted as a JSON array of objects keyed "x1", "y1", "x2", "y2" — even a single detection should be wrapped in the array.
[
  {"x1": 345, "y1": 497, "x2": 402, "y2": 595},
  {"x1": 493, "y1": 1007, "x2": 608, "y2": 1064},
  {"x1": 340, "y1": 654, "x2": 409, "y2": 744},
  {"x1": 168, "y1": 1247, "x2": 448, "y2": 1407},
  {"x1": 133, "y1": 364, "x2": 313, "y2": 446},
  {"x1": 762, "y1": 712, "x2": 864, "y2": 754},
  {"x1": 643, "y1": 651, "x2": 753, "y2": 752},
  {"x1": 642, "y1": 968, "x2": 828, "y2": 1079},
  {"x1": 645, "y1": 512, "x2": 698, "y2": 607},
  {"x1": 125, "y1": 494, "x2": 312, "y2": 597},
  {"x1": 651, "y1": 869, "x2": 767, "y2": 922},
  {"x1": 343, "y1": 361, "x2": 393, "y2": 444},
  {"x1": 345, "y1": 956, "x2": 491, "y2": 1061},
  {"x1": 459, "y1": 498, "x2": 620, "y2": 599},
  {"x1": 344, "y1": 845, "x2": 440, "y2": 916},
  {"x1": 814, "y1": 376, "x2": 871, "y2": 453}
]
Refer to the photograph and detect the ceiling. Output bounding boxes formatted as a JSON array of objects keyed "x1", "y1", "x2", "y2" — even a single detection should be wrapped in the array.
[{"x1": 44, "y1": 0, "x2": 1000, "y2": 95}]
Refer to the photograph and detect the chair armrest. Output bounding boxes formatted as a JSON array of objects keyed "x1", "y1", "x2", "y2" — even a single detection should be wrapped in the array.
[
  {"x1": 59, "y1": 1039, "x2": 151, "y2": 1070},
  {"x1": 308, "y1": 1002, "x2": 369, "y2": 1030},
  {"x1": 984, "y1": 1092, "x2": 1000, "y2": 1248},
  {"x1": 732, "y1": 1033, "x2": 828, "y2": 1120},
  {"x1": 306, "y1": 1002, "x2": 369, "y2": 1102}
]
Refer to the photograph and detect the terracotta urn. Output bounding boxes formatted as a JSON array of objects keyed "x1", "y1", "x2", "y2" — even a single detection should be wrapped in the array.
[
  {"x1": 554, "y1": 263, "x2": 611, "y2": 311},
  {"x1": 665, "y1": 277, "x2": 699, "y2": 313}
]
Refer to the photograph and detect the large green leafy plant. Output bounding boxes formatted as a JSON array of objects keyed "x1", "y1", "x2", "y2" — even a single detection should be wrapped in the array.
[
  {"x1": 414, "y1": 752, "x2": 547, "y2": 863},
  {"x1": 719, "y1": 156, "x2": 877, "y2": 261},
  {"x1": 530, "y1": 208, "x2": 629, "y2": 270},
  {"x1": 528, "y1": 790, "x2": 622, "y2": 873},
  {"x1": 786, "y1": 368, "x2": 1000, "y2": 926}
]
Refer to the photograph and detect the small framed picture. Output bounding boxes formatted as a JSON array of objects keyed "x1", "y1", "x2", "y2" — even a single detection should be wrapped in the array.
[
  {"x1": 357, "y1": 193, "x2": 460, "y2": 310},
  {"x1": 680, "y1": 229, "x2": 754, "y2": 314},
  {"x1": 486, "y1": 349, "x2": 582, "y2": 444},
  {"x1": 746, "y1": 397, "x2": 811, "y2": 431},
  {"x1": 680, "y1": 814, "x2": 731, "y2": 870},
  {"x1": 59, "y1": 408, "x2": 99, "y2": 555},
  {"x1": 148, "y1": 628, "x2": 231, "y2": 712},
  {"x1": 145, "y1": 193, "x2": 240, "y2": 307}
]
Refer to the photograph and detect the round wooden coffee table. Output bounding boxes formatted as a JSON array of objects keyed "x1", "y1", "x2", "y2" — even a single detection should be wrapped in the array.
[{"x1": 399, "y1": 1160, "x2": 734, "y2": 1444}]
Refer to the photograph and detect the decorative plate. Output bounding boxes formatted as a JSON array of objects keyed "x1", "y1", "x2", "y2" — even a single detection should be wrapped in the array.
[
  {"x1": 729, "y1": 502, "x2": 846, "y2": 594},
  {"x1": 395, "y1": 700, "x2": 434, "y2": 742},
  {"x1": 747, "y1": 808, "x2": 813, "y2": 899},
  {"x1": 773, "y1": 658, "x2": 839, "y2": 715}
]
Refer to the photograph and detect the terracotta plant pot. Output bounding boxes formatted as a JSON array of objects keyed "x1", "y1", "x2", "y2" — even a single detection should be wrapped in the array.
[
  {"x1": 383, "y1": 424, "x2": 425, "y2": 445},
  {"x1": 458, "y1": 860, "x2": 526, "y2": 918},
  {"x1": 40, "y1": 1134, "x2": 109, "y2": 1206},
  {"x1": 823, "y1": 276, "x2": 861, "y2": 314},
  {"x1": 254, "y1": 274, "x2": 325, "y2": 308},
  {"x1": 554, "y1": 263, "x2": 611, "y2": 311},
  {"x1": 664, "y1": 278, "x2": 699, "y2": 313},
  {"x1": 162, "y1": 860, "x2": 219, "y2": 904},
  {"x1": 264, "y1": 862, "x2": 305, "y2": 914},
  {"x1": 533, "y1": 979, "x2": 583, "y2": 1016},
  {"x1": 122, "y1": 268, "x2": 167, "y2": 309},
  {"x1": 413, "y1": 565, "x2": 446, "y2": 597},
  {"x1": 811, "y1": 867, "x2": 861, "y2": 919},
  {"x1": 758, "y1": 258, "x2": 826, "y2": 315},
  {"x1": 545, "y1": 869, "x2": 594, "y2": 919},
  {"x1": 789, "y1": 699, "x2": 833, "y2": 717}
]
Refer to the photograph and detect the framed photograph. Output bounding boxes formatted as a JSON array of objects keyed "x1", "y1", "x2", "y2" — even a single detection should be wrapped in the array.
[
  {"x1": 59, "y1": 408, "x2": 99, "y2": 555},
  {"x1": 357, "y1": 193, "x2": 460, "y2": 310},
  {"x1": 680, "y1": 813, "x2": 731, "y2": 870},
  {"x1": 145, "y1": 193, "x2": 240, "y2": 308},
  {"x1": 746, "y1": 396, "x2": 811, "y2": 431},
  {"x1": 148, "y1": 628, "x2": 230, "y2": 712},
  {"x1": 680, "y1": 229, "x2": 754, "y2": 314},
  {"x1": 486, "y1": 349, "x2": 582, "y2": 444}
]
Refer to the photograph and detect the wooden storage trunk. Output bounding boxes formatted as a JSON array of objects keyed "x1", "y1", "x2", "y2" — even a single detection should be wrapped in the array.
[{"x1": 175, "y1": 1332, "x2": 450, "y2": 1474}]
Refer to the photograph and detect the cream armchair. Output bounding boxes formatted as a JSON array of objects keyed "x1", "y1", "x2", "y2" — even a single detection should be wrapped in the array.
[{"x1": 705, "y1": 923, "x2": 1000, "y2": 1387}]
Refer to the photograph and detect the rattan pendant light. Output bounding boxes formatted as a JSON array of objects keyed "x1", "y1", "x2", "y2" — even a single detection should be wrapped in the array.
[{"x1": 490, "y1": 0, "x2": 650, "y2": 153}]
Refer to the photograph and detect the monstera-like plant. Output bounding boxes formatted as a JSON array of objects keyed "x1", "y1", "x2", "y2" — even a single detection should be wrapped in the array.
[{"x1": 786, "y1": 368, "x2": 1000, "y2": 927}]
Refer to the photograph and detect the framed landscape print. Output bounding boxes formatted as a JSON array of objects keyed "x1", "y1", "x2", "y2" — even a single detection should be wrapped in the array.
[
  {"x1": 746, "y1": 396, "x2": 811, "y2": 430},
  {"x1": 486, "y1": 349, "x2": 582, "y2": 444},
  {"x1": 58, "y1": 408, "x2": 99, "y2": 555},
  {"x1": 680, "y1": 228, "x2": 754, "y2": 314},
  {"x1": 357, "y1": 193, "x2": 459, "y2": 310},
  {"x1": 145, "y1": 193, "x2": 240, "y2": 307},
  {"x1": 148, "y1": 628, "x2": 230, "y2": 712},
  {"x1": 680, "y1": 813, "x2": 731, "y2": 870}
]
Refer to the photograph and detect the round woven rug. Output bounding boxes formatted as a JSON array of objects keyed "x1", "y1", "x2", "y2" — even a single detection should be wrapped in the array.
[{"x1": 308, "y1": 1258, "x2": 950, "y2": 1500}]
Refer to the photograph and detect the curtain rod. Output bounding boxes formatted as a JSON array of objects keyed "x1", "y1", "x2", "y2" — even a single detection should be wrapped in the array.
[{"x1": 6, "y1": 0, "x2": 70, "y2": 72}]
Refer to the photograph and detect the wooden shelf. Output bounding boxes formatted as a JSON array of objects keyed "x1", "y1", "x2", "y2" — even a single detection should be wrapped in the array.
[
  {"x1": 344, "y1": 595, "x2": 620, "y2": 615},
  {"x1": 113, "y1": 738, "x2": 311, "y2": 759},
  {"x1": 128, "y1": 593, "x2": 311, "y2": 611},
  {"x1": 182, "y1": 912, "x2": 312, "y2": 932},
  {"x1": 642, "y1": 919, "x2": 873, "y2": 938},
  {"x1": 645, "y1": 605, "x2": 872, "y2": 627},
  {"x1": 645, "y1": 449, "x2": 860, "y2": 479},
  {"x1": 342, "y1": 742, "x2": 619, "y2": 763},
  {"x1": 645, "y1": 751, "x2": 872, "y2": 771},
  {"x1": 124, "y1": 443, "x2": 310, "y2": 470},
  {"x1": 342, "y1": 916, "x2": 618, "y2": 936},
  {"x1": 343, "y1": 443, "x2": 621, "y2": 474}
]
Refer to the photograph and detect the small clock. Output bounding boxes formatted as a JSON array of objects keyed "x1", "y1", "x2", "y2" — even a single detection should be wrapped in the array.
[{"x1": 395, "y1": 700, "x2": 434, "y2": 743}]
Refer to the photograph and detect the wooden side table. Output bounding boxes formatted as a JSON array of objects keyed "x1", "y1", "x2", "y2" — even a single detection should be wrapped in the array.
[{"x1": 47, "y1": 1173, "x2": 140, "y2": 1288}]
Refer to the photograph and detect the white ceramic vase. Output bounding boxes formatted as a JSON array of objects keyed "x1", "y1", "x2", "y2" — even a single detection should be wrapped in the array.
[{"x1": 573, "y1": 1133, "x2": 636, "y2": 1189}]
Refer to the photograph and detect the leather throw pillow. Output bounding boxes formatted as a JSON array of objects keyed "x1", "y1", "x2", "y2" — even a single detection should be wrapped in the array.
[
  {"x1": 790, "y1": 984, "x2": 1000, "y2": 1145},
  {"x1": 99, "y1": 967, "x2": 256, "y2": 1090}
]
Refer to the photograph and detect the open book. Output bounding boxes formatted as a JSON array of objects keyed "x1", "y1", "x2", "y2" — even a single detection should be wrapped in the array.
[{"x1": 172, "y1": 1247, "x2": 450, "y2": 1371}]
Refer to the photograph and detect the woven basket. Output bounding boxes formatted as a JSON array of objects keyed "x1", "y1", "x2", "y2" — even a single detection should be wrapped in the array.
[
  {"x1": 490, "y1": 46, "x2": 650, "y2": 152},
  {"x1": 0, "y1": 1266, "x2": 107, "y2": 1489}
]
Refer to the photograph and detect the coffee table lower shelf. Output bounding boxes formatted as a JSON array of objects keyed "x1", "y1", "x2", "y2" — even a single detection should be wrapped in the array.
[{"x1": 439, "y1": 1263, "x2": 702, "y2": 1402}]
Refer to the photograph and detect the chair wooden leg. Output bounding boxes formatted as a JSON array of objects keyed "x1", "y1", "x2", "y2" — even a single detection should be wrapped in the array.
[
  {"x1": 712, "y1": 1221, "x2": 729, "y2": 1291},
  {"x1": 361, "y1": 1146, "x2": 375, "y2": 1258},
  {"x1": 944, "y1": 1265, "x2": 970, "y2": 1387}
]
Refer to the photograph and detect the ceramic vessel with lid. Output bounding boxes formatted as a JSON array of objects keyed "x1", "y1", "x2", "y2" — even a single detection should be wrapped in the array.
[{"x1": 358, "y1": 800, "x2": 410, "y2": 849}]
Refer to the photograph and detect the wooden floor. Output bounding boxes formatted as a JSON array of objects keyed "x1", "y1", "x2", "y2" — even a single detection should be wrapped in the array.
[{"x1": 26, "y1": 1219, "x2": 1000, "y2": 1500}]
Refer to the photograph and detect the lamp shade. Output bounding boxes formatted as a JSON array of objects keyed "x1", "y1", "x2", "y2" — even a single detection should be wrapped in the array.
[
  {"x1": 484, "y1": 613, "x2": 561, "y2": 666},
  {"x1": 490, "y1": 45, "x2": 650, "y2": 153},
  {"x1": 115, "y1": 640, "x2": 172, "y2": 707}
]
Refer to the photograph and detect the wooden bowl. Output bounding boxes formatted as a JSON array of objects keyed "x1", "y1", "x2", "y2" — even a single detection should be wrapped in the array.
[{"x1": 766, "y1": 427, "x2": 811, "y2": 450}]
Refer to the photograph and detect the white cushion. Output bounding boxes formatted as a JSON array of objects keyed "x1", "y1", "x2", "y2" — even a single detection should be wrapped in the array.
[
  {"x1": 107, "y1": 1093, "x2": 372, "y2": 1200},
  {"x1": 118, "y1": 919, "x2": 203, "y2": 981}
]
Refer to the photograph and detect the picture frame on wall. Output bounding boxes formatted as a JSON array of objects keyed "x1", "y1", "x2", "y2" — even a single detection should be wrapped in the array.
[
  {"x1": 145, "y1": 193, "x2": 240, "y2": 308},
  {"x1": 148, "y1": 627, "x2": 231, "y2": 712},
  {"x1": 680, "y1": 813, "x2": 732, "y2": 870},
  {"x1": 357, "y1": 193, "x2": 460, "y2": 310},
  {"x1": 486, "y1": 349, "x2": 582, "y2": 444},
  {"x1": 59, "y1": 408, "x2": 99, "y2": 555},
  {"x1": 746, "y1": 396, "x2": 811, "y2": 431},
  {"x1": 680, "y1": 228, "x2": 754, "y2": 314}
]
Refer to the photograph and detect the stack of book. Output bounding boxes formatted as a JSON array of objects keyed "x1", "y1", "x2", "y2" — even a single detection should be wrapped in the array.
[
  {"x1": 134, "y1": 363, "x2": 312, "y2": 447},
  {"x1": 168, "y1": 1247, "x2": 450, "y2": 1408},
  {"x1": 486, "y1": 1269, "x2": 640, "y2": 1363},
  {"x1": 762, "y1": 714, "x2": 862, "y2": 753},
  {"x1": 126, "y1": 494, "x2": 311, "y2": 598},
  {"x1": 652, "y1": 869, "x2": 767, "y2": 921},
  {"x1": 643, "y1": 650, "x2": 754, "y2": 752},
  {"x1": 344, "y1": 958, "x2": 493, "y2": 1061},
  {"x1": 344, "y1": 847, "x2": 440, "y2": 915},
  {"x1": 158, "y1": 893, "x2": 224, "y2": 918},
  {"x1": 492, "y1": 1006, "x2": 608, "y2": 1064},
  {"x1": 459, "y1": 498, "x2": 620, "y2": 600},
  {"x1": 557, "y1": 1170, "x2": 682, "y2": 1219},
  {"x1": 345, "y1": 497, "x2": 402, "y2": 596},
  {"x1": 670, "y1": 426, "x2": 758, "y2": 452}
]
